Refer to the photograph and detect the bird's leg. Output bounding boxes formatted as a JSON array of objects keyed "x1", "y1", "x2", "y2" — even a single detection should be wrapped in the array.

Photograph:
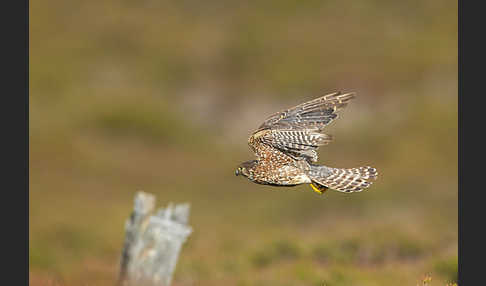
[
  {"x1": 310, "y1": 183, "x2": 328, "y2": 195},
  {"x1": 310, "y1": 183, "x2": 322, "y2": 194}
]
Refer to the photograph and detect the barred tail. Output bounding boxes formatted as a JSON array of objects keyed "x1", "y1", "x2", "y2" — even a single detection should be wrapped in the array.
[{"x1": 307, "y1": 165, "x2": 378, "y2": 193}]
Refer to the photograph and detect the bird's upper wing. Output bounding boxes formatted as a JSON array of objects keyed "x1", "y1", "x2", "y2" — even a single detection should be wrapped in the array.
[{"x1": 250, "y1": 92, "x2": 356, "y2": 162}]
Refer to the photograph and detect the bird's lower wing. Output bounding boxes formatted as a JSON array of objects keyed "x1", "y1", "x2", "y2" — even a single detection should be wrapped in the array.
[{"x1": 260, "y1": 130, "x2": 332, "y2": 162}]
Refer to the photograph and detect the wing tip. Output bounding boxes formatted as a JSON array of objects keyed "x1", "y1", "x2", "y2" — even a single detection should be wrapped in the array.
[
  {"x1": 322, "y1": 91, "x2": 356, "y2": 101},
  {"x1": 337, "y1": 91, "x2": 357, "y2": 100}
]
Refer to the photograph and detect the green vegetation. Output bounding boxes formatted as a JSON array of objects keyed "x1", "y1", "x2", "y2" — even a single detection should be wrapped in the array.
[
  {"x1": 251, "y1": 239, "x2": 302, "y2": 268},
  {"x1": 434, "y1": 257, "x2": 458, "y2": 283},
  {"x1": 30, "y1": 0, "x2": 457, "y2": 285}
]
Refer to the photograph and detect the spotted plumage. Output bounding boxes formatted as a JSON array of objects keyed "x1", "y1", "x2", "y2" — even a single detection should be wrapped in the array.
[{"x1": 236, "y1": 92, "x2": 378, "y2": 194}]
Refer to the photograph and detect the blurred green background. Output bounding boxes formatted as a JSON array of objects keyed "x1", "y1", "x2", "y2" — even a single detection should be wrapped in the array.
[{"x1": 30, "y1": 0, "x2": 457, "y2": 285}]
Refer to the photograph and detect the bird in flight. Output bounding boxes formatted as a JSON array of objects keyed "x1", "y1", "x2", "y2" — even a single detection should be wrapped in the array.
[{"x1": 235, "y1": 92, "x2": 378, "y2": 194}]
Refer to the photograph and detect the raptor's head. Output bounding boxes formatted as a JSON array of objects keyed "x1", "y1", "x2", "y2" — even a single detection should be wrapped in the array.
[{"x1": 235, "y1": 160, "x2": 257, "y2": 179}]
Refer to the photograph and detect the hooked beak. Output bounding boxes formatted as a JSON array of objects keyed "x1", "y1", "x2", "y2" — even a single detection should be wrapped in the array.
[{"x1": 235, "y1": 169, "x2": 240, "y2": 176}]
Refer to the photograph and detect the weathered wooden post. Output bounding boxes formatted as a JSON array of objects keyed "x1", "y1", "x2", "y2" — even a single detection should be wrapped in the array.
[{"x1": 118, "y1": 191, "x2": 192, "y2": 286}]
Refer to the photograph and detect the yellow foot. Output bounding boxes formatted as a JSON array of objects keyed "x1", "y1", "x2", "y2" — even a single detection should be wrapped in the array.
[{"x1": 310, "y1": 183, "x2": 326, "y2": 194}]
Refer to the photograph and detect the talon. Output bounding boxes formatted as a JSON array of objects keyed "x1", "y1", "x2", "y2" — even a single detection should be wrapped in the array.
[{"x1": 310, "y1": 183, "x2": 323, "y2": 194}]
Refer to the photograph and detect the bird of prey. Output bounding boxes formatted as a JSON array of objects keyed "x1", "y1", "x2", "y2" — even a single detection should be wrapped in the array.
[{"x1": 235, "y1": 92, "x2": 378, "y2": 194}]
